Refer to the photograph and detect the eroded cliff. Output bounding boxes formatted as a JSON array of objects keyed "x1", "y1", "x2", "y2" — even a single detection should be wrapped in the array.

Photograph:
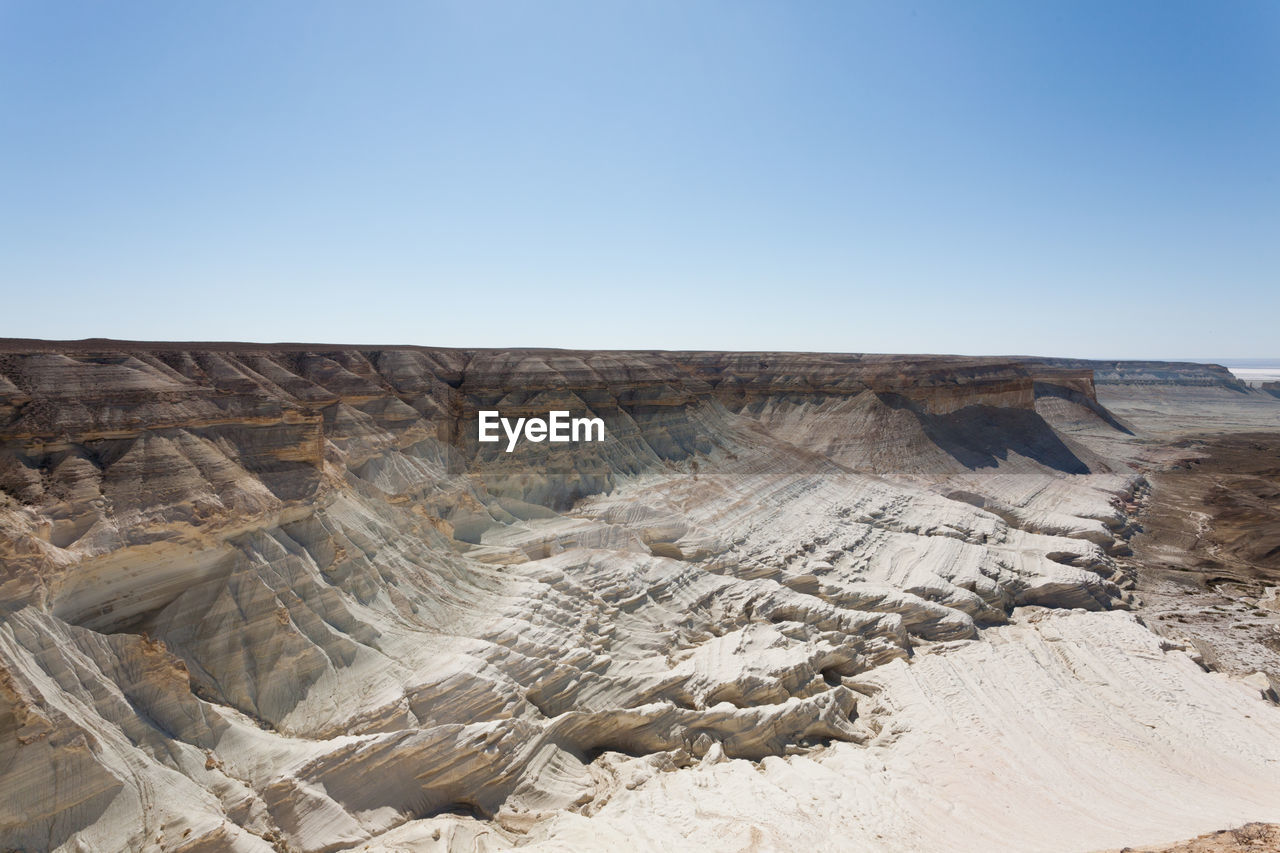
[{"x1": 1, "y1": 342, "x2": 1273, "y2": 852}]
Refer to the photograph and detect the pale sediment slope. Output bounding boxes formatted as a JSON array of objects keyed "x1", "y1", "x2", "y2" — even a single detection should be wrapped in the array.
[
  {"x1": 1, "y1": 342, "x2": 1278, "y2": 852},
  {"x1": 1075, "y1": 360, "x2": 1280, "y2": 436},
  {"x1": 433, "y1": 611, "x2": 1277, "y2": 853}
]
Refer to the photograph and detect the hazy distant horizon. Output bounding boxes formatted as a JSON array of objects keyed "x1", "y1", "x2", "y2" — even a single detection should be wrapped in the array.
[
  {"x1": 0, "y1": 334, "x2": 1276, "y2": 367},
  {"x1": 1183, "y1": 358, "x2": 1280, "y2": 367}
]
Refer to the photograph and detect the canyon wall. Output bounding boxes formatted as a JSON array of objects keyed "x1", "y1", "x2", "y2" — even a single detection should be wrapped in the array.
[{"x1": 0, "y1": 342, "x2": 1252, "y2": 852}]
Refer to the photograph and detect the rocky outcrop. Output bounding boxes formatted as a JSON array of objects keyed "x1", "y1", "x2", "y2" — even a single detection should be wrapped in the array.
[
  {"x1": 1030, "y1": 357, "x2": 1251, "y2": 390},
  {"x1": 0, "y1": 341, "x2": 1163, "y2": 851}
]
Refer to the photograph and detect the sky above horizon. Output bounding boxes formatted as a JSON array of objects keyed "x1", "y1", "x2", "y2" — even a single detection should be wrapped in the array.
[{"x1": 2, "y1": 2, "x2": 1277, "y2": 358}]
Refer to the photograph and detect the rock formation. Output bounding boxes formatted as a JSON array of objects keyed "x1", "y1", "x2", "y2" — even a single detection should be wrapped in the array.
[{"x1": 2, "y1": 341, "x2": 1279, "y2": 852}]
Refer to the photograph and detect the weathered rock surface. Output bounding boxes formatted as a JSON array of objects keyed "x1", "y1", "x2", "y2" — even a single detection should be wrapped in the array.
[{"x1": 1, "y1": 341, "x2": 1278, "y2": 851}]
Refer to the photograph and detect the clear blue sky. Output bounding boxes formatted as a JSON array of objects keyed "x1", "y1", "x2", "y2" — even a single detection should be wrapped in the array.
[{"x1": 1, "y1": 2, "x2": 1277, "y2": 357}]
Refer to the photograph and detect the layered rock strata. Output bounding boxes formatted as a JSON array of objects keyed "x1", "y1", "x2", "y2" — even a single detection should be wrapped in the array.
[{"x1": 0, "y1": 342, "x2": 1259, "y2": 852}]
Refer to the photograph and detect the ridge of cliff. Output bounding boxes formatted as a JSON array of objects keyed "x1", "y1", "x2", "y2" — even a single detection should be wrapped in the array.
[{"x1": 7, "y1": 341, "x2": 1272, "y2": 853}]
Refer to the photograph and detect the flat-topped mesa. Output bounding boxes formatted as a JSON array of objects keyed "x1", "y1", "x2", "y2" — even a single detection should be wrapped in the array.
[
  {"x1": 1031, "y1": 357, "x2": 1249, "y2": 390},
  {"x1": 0, "y1": 346, "x2": 1119, "y2": 506},
  {"x1": 1028, "y1": 365, "x2": 1098, "y2": 397},
  {"x1": 0, "y1": 346, "x2": 1093, "y2": 460},
  {"x1": 458, "y1": 350, "x2": 1105, "y2": 417},
  {"x1": 0, "y1": 345, "x2": 1129, "y2": 575},
  {"x1": 0, "y1": 340, "x2": 1158, "y2": 853},
  {"x1": 671, "y1": 353, "x2": 1092, "y2": 415}
]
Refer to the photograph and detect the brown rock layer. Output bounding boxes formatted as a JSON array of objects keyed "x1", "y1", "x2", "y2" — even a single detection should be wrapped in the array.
[{"x1": 0, "y1": 340, "x2": 1243, "y2": 852}]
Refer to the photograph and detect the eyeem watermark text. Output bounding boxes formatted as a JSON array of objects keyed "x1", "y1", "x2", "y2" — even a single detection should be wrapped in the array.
[{"x1": 478, "y1": 411, "x2": 606, "y2": 452}]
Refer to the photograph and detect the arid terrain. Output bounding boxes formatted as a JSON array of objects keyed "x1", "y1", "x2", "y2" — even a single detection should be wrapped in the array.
[
  {"x1": 2, "y1": 341, "x2": 1279, "y2": 852},
  {"x1": 1104, "y1": 823, "x2": 1280, "y2": 853},
  {"x1": 1123, "y1": 433, "x2": 1280, "y2": 682}
]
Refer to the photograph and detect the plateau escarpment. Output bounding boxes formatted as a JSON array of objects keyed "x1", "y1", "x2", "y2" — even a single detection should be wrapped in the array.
[{"x1": 2, "y1": 342, "x2": 1279, "y2": 852}]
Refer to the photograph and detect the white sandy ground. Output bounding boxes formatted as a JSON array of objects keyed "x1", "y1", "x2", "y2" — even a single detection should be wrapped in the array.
[
  {"x1": 1096, "y1": 385, "x2": 1280, "y2": 435},
  {"x1": 1228, "y1": 368, "x2": 1280, "y2": 383},
  {"x1": 7, "y1": 354, "x2": 1280, "y2": 853},
  {"x1": 359, "y1": 609, "x2": 1280, "y2": 853}
]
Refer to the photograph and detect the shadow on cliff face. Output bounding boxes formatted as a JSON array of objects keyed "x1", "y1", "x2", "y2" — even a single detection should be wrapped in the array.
[
  {"x1": 877, "y1": 393, "x2": 1092, "y2": 474},
  {"x1": 1033, "y1": 380, "x2": 1135, "y2": 435}
]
